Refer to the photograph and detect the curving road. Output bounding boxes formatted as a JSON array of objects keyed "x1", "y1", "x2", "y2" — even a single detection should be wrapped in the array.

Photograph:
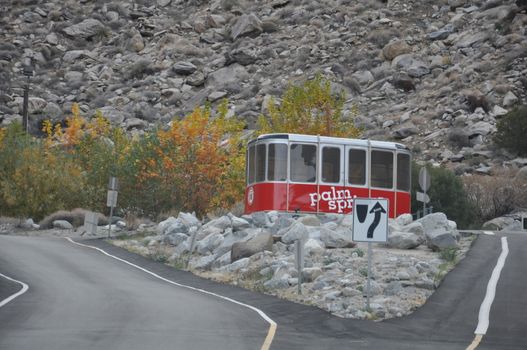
[
  {"x1": 1, "y1": 231, "x2": 526, "y2": 349},
  {"x1": 0, "y1": 236, "x2": 269, "y2": 350}
]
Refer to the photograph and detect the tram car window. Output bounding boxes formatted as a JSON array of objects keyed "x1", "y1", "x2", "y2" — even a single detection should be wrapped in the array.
[{"x1": 267, "y1": 144, "x2": 287, "y2": 181}]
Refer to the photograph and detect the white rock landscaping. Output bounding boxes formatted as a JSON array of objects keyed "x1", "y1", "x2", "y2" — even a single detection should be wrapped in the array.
[{"x1": 111, "y1": 210, "x2": 473, "y2": 320}]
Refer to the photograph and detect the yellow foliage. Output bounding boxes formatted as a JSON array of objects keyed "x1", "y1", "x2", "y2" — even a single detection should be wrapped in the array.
[{"x1": 258, "y1": 74, "x2": 361, "y2": 138}]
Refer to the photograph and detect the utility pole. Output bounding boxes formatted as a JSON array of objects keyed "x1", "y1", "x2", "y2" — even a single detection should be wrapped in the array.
[{"x1": 22, "y1": 63, "x2": 33, "y2": 133}]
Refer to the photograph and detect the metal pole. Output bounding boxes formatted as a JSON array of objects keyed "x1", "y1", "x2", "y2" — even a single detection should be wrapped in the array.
[
  {"x1": 22, "y1": 76, "x2": 29, "y2": 133},
  {"x1": 107, "y1": 205, "x2": 114, "y2": 238},
  {"x1": 366, "y1": 242, "x2": 372, "y2": 310},
  {"x1": 423, "y1": 188, "x2": 427, "y2": 217},
  {"x1": 295, "y1": 239, "x2": 303, "y2": 295}
]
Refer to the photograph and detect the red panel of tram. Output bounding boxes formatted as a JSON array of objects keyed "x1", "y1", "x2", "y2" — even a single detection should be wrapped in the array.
[
  {"x1": 245, "y1": 183, "x2": 287, "y2": 213},
  {"x1": 396, "y1": 191, "x2": 411, "y2": 217}
]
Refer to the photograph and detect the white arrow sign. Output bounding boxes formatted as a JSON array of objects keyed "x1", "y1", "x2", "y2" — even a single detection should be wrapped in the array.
[{"x1": 352, "y1": 198, "x2": 389, "y2": 243}]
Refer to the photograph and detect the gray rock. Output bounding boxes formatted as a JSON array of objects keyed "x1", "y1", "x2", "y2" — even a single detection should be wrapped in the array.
[
  {"x1": 319, "y1": 227, "x2": 355, "y2": 248},
  {"x1": 382, "y1": 40, "x2": 412, "y2": 61},
  {"x1": 158, "y1": 217, "x2": 189, "y2": 235},
  {"x1": 228, "y1": 47, "x2": 258, "y2": 66},
  {"x1": 417, "y1": 213, "x2": 459, "y2": 251},
  {"x1": 45, "y1": 33, "x2": 59, "y2": 45},
  {"x1": 53, "y1": 220, "x2": 73, "y2": 229},
  {"x1": 164, "y1": 232, "x2": 188, "y2": 246},
  {"x1": 173, "y1": 61, "x2": 197, "y2": 75},
  {"x1": 186, "y1": 71, "x2": 206, "y2": 86},
  {"x1": 429, "y1": 232, "x2": 458, "y2": 251},
  {"x1": 157, "y1": 0, "x2": 171, "y2": 6},
  {"x1": 178, "y1": 212, "x2": 200, "y2": 228},
  {"x1": 395, "y1": 214, "x2": 413, "y2": 226},
  {"x1": 128, "y1": 29, "x2": 144, "y2": 52},
  {"x1": 229, "y1": 13, "x2": 262, "y2": 41},
  {"x1": 207, "y1": 64, "x2": 249, "y2": 87},
  {"x1": 387, "y1": 231, "x2": 424, "y2": 249},
  {"x1": 392, "y1": 54, "x2": 430, "y2": 78},
  {"x1": 303, "y1": 238, "x2": 325, "y2": 255},
  {"x1": 482, "y1": 216, "x2": 517, "y2": 231},
  {"x1": 208, "y1": 91, "x2": 228, "y2": 102},
  {"x1": 454, "y1": 32, "x2": 489, "y2": 48},
  {"x1": 384, "y1": 281, "x2": 404, "y2": 295},
  {"x1": 63, "y1": 19, "x2": 105, "y2": 39},
  {"x1": 281, "y1": 222, "x2": 309, "y2": 244},
  {"x1": 231, "y1": 231, "x2": 273, "y2": 262},
  {"x1": 229, "y1": 214, "x2": 251, "y2": 231},
  {"x1": 197, "y1": 233, "x2": 224, "y2": 254},
  {"x1": 222, "y1": 257, "x2": 250, "y2": 273},
  {"x1": 98, "y1": 106, "x2": 126, "y2": 124},
  {"x1": 415, "y1": 277, "x2": 436, "y2": 290},
  {"x1": 202, "y1": 215, "x2": 231, "y2": 232},
  {"x1": 302, "y1": 267, "x2": 323, "y2": 282},
  {"x1": 190, "y1": 254, "x2": 216, "y2": 270},
  {"x1": 251, "y1": 211, "x2": 270, "y2": 227},
  {"x1": 465, "y1": 121, "x2": 495, "y2": 137},
  {"x1": 428, "y1": 24, "x2": 455, "y2": 41},
  {"x1": 264, "y1": 275, "x2": 290, "y2": 289},
  {"x1": 503, "y1": 91, "x2": 518, "y2": 107}
]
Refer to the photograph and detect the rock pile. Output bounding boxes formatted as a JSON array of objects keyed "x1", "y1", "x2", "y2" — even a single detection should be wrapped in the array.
[
  {"x1": 1, "y1": 0, "x2": 526, "y2": 173},
  {"x1": 113, "y1": 210, "x2": 469, "y2": 319}
]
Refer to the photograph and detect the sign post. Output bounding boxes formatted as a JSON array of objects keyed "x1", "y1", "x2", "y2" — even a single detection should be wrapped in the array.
[
  {"x1": 107, "y1": 177, "x2": 119, "y2": 238},
  {"x1": 418, "y1": 167, "x2": 431, "y2": 217},
  {"x1": 352, "y1": 198, "x2": 389, "y2": 310},
  {"x1": 295, "y1": 240, "x2": 304, "y2": 295}
]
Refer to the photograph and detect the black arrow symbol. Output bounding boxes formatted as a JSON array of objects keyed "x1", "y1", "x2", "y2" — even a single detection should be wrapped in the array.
[{"x1": 367, "y1": 202, "x2": 386, "y2": 238}]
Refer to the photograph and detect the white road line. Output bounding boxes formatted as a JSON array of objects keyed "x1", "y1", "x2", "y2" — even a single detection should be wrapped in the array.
[
  {"x1": 0, "y1": 273, "x2": 29, "y2": 308},
  {"x1": 66, "y1": 238, "x2": 277, "y2": 350},
  {"x1": 474, "y1": 236, "x2": 509, "y2": 335}
]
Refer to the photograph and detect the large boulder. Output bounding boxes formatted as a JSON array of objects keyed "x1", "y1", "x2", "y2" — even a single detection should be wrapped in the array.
[
  {"x1": 164, "y1": 232, "x2": 189, "y2": 246},
  {"x1": 392, "y1": 54, "x2": 430, "y2": 78},
  {"x1": 178, "y1": 212, "x2": 201, "y2": 228},
  {"x1": 196, "y1": 233, "x2": 224, "y2": 255},
  {"x1": 319, "y1": 227, "x2": 355, "y2": 248},
  {"x1": 387, "y1": 231, "x2": 424, "y2": 249},
  {"x1": 63, "y1": 19, "x2": 105, "y2": 39},
  {"x1": 229, "y1": 13, "x2": 262, "y2": 41},
  {"x1": 417, "y1": 213, "x2": 458, "y2": 251},
  {"x1": 157, "y1": 217, "x2": 189, "y2": 235},
  {"x1": 231, "y1": 231, "x2": 273, "y2": 262},
  {"x1": 483, "y1": 216, "x2": 517, "y2": 231},
  {"x1": 281, "y1": 222, "x2": 309, "y2": 244}
]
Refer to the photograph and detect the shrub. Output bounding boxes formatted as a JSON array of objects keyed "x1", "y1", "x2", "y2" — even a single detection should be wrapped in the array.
[
  {"x1": 257, "y1": 74, "x2": 361, "y2": 138},
  {"x1": 411, "y1": 162, "x2": 477, "y2": 229},
  {"x1": 494, "y1": 105, "x2": 527, "y2": 156},
  {"x1": 463, "y1": 168, "x2": 527, "y2": 223}
]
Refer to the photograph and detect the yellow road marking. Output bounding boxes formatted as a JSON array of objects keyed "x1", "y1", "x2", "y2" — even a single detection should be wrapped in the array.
[
  {"x1": 261, "y1": 321, "x2": 277, "y2": 350},
  {"x1": 466, "y1": 334, "x2": 483, "y2": 350}
]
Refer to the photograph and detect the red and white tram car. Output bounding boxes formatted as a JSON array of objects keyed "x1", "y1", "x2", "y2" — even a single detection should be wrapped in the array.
[{"x1": 244, "y1": 133, "x2": 412, "y2": 218}]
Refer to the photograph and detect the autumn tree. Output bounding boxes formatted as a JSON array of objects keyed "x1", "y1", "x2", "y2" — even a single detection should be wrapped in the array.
[{"x1": 257, "y1": 74, "x2": 361, "y2": 137}]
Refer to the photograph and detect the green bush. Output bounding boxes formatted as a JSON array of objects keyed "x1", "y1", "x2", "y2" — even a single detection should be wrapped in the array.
[
  {"x1": 411, "y1": 162, "x2": 477, "y2": 229},
  {"x1": 494, "y1": 105, "x2": 527, "y2": 156}
]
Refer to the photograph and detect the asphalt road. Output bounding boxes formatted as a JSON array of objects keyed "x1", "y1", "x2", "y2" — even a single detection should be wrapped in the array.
[
  {"x1": 0, "y1": 236, "x2": 269, "y2": 350},
  {"x1": 1, "y1": 231, "x2": 525, "y2": 349}
]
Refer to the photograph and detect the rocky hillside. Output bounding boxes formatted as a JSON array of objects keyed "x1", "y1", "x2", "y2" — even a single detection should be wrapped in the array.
[{"x1": 1, "y1": 0, "x2": 526, "y2": 173}]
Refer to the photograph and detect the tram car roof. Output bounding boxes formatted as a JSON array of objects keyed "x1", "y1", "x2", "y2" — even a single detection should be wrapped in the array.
[{"x1": 248, "y1": 133, "x2": 409, "y2": 151}]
